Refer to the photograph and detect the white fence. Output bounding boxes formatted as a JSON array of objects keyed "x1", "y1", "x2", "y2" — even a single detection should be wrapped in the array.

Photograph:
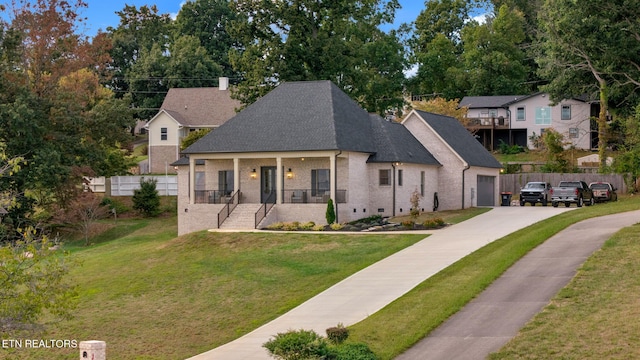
[{"x1": 85, "y1": 176, "x2": 178, "y2": 196}]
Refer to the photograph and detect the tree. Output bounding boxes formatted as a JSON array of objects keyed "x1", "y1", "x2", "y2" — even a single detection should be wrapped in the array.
[
  {"x1": 52, "y1": 192, "x2": 110, "y2": 245},
  {"x1": 106, "y1": 5, "x2": 173, "y2": 97},
  {"x1": 181, "y1": 129, "x2": 211, "y2": 151},
  {"x1": 173, "y1": 0, "x2": 241, "y2": 76},
  {"x1": 460, "y1": 5, "x2": 529, "y2": 96},
  {"x1": 613, "y1": 106, "x2": 640, "y2": 192},
  {"x1": 0, "y1": 152, "x2": 77, "y2": 336},
  {"x1": 165, "y1": 35, "x2": 222, "y2": 88},
  {"x1": 325, "y1": 198, "x2": 336, "y2": 225},
  {"x1": 228, "y1": 0, "x2": 406, "y2": 115},
  {"x1": 132, "y1": 178, "x2": 161, "y2": 217},
  {"x1": 536, "y1": 0, "x2": 640, "y2": 171},
  {"x1": 0, "y1": 1, "x2": 134, "y2": 231},
  {"x1": 410, "y1": 97, "x2": 468, "y2": 123}
]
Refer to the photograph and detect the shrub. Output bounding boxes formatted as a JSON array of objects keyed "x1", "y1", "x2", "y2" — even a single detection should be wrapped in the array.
[
  {"x1": 330, "y1": 223, "x2": 344, "y2": 231},
  {"x1": 330, "y1": 343, "x2": 378, "y2": 360},
  {"x1": 422, "y1": 217, "x2": 445, "y2": 229},
  {"x1": 401, "y1": 220, "x2": 415, "y2": 229},
  {"x1": 312, "y1": 224, "x2": 326, "y2": 231},
  {"x1": 498, "y1": 139, "x2": 524, "y2": 155},
  {"x1": 326, "y1": 324, "x2": 349, "y2": 345},
  {"x1": 263, "y1": 329, "x2": 329, "y2": 360},
  {"x1": 132, "y1": 178, "x2": 161, "y2": 217},
  {"x1": 266, "y1": 222, "x2": 284, "y2": 230},
  {"x1": 348, "y1": 215, "x2": 383, "y2": 225},
  {"x1": 326, "y1": 198, "x2": 336, "y2": 224},
  {"x1": 100, "y1": 197, "x2": 131, "y2": 215},
  {"x1": 283, "y1": 222, "x2": 301, "y2": 231},
  {"x1": 300, "y1": 221, "x2": 316, "y2": 230}
]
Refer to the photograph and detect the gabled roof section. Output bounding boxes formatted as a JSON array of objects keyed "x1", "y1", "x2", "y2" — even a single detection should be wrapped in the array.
[
  {"x1": 367, "y1": 115, "x2": 441, "y2": 166},
  {"x1": 183, "y1": 81, "x2": 377, "y2": 154},
  {"x1": 414, "y1": 110, "x2": 503, "y2": 169},
  {"x1": 151, "y1": 87, "x2": 242, "y2": 127},
  {"x1": 459, "y1": 95, "x2": 526, "y2": 109}
]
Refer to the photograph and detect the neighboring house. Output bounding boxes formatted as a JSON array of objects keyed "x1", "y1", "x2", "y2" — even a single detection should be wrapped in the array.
[
  {"x1": 175, "y1": 80, "x2": 502, "y2": 235},
  {"x1": 460, "y1": 93, "x2": 598, "y2": 151},
  {"x1": 144, "y1": 77, "x2": 242, "y2": 174}
]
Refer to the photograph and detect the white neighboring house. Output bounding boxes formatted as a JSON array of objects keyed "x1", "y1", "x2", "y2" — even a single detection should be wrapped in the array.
[
  {"x1": 144, "y1": 77, "x2": 242, "y2": 174},
  {"x1": 460, "y1": 93, "x2": 597, "y2": 151},
  {"x1": 174, "y1": 81, "x2": 502, "y2": 235}
]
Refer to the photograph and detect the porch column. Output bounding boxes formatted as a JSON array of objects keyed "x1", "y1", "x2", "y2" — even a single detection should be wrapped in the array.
[
  {"x1": 189, "y1": 157, "x2": 195, "y2": 204},
  {"x1": 276, "y1": 157, "x2": 283, "y2": 204},
  {"x1": 233, "y1": 158, "x2": 240, "y2": 194},
  {"x1": 330, "y1": 154, "x2": 336, "y2": 202}
]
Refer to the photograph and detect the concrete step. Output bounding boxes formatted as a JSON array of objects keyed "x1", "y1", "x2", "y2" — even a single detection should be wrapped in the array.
[{"x1": 220, "y1": 204, "x2": 264, "y2": 230}]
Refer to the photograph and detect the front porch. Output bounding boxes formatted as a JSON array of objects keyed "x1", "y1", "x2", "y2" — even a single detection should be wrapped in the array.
[{"x1": 180, "y1": 151, "x2": 355, "y2": 231}]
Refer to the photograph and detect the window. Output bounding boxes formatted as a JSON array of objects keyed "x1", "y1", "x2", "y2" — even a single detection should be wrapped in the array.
[
  {"x1": 311, "y1": 169, "x2": 330, "y2": 196},
  {"x1": 218, "y1": 170, "x2": 234, "y2": 195},
  {"x1": 489, "y1": 109, "x2": 498, "y2": 118},
  {"x1": 569, "y1": 128, "x2": 579, "y2": 138},
  {"x1": 397, "y1": 169, "x2": 403, "y2": 186},
  {"x1": 379, "y1": 169, "x2": 391, "y2": 186},
  {"x1": 516, "y1": 107, "x2": 525, "y2": 121},
  {"x1": 420, "y1": 171, "x2": 425, "y2": 196},
  {"x1": 561, "y1": 105, "x2": 571, "y2": 120},
  {"x1": 195, "y1": 171, "x2": 206, "y2": 191},
  {"x1": 535, "y1": 107, "x2": 551, "y2": 125},
  {"x1": 161, "y1": 127, "x2": 168, "y2": 141}
]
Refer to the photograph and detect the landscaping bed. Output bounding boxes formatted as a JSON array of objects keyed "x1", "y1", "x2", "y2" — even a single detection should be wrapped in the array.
[{"x1": 262, "y1": 215, "x2": 447, "y2": 232}]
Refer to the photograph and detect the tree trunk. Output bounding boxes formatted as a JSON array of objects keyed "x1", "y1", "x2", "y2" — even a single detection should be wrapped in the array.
[{"x1": 597, "y1": 82, "x2": 608, "y2": 173}]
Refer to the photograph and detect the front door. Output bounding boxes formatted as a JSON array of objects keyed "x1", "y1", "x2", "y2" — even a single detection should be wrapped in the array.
[{"x1": 261, "y1": 166, "x2": 277, "y2": 203}]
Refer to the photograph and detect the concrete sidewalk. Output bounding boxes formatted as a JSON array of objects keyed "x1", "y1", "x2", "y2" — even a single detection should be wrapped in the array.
[{"x1": 187, "y1": 206, "x2": 575, "y2": 360}]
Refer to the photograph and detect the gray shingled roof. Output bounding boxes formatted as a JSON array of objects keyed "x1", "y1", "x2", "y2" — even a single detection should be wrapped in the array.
[
  {"x1": 367, "y1": 115, "x2": 441, "y2": 166},
  {"x1": 183, "y1": 81, "x2": 377, "y2": 154},
  {"x1": 158, "y1": 87, "x2": 242, "y2": 127},
  {"x1": 415, "y1": 110, "x2": 503, "y2": 169},
  {"x1": 459, "y1": 95, "x2": 526, "y2": 108}
]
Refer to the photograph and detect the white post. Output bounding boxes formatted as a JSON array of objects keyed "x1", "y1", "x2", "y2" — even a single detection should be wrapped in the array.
[
  {"x1": 233, "y1": 158, "x2": 240, "y2": 194},
  {"x1": 79, "y1": 340, "x2": 106, "y2": 360},
  {"x1": 276, "y1": 157, "x2": 282, "y2": 204},
  {"x1": 189, "y1": 157, "x2": 196, "y2": 204}
]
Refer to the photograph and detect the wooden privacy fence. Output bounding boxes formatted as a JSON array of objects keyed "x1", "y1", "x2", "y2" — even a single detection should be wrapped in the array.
[{"x1": 500, "y1": 173, "x2": 627, "y2": 196}]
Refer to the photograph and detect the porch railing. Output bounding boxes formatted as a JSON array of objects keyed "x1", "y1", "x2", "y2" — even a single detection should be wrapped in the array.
[
  {"x1": 217, "y1": 190, "x2": 240, "y2": 228},
  {"x1": 282, "y1": 189, "x2": 347, "y2": 204},
  {"x1": 255, "y1": 191, "x2": 277, "y2": 229},
  {"x1": 194, "y1": 190, "x2": 234, "y2": 204}
]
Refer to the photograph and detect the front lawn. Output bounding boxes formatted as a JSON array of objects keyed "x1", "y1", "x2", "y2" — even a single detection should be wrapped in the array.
[{"x1": 18, "y1": 218, "x2": 424, "y2": 360}]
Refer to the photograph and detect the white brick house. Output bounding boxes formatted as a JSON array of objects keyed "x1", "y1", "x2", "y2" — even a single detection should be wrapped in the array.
[{"x1": 175, "y1": 81, "x2": 502, "y2": 235}]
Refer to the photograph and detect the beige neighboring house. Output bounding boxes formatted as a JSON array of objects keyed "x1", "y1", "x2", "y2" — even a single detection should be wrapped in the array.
[
  {"x1": 144, "y1": 77, "x2": 242, "y2": 174},
  {"x1": 460, "y1": 93, "x2": 598, "y2": 151},
  {"x1": 174, "y1": 81, "x2": 502, "y2": 235}
]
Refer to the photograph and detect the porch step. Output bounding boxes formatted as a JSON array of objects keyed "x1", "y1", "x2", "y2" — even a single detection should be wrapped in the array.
[{"x1": 220, "y1": 204, "x2": 265, "y2": 230}]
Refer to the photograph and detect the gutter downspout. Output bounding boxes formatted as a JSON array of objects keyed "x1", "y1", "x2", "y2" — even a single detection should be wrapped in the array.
[
  {"x1": 462, "y1": 163, "x2": 470, "y2": 209},
  {"x1": 334, "y1": 151, "x2": 342, "y2": 223},
  {"x1": 391, "y1": 163, "x2": 396, "y2": 217}
]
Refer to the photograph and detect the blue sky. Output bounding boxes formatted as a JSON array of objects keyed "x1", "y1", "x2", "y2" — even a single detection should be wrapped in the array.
[{"x1": 78, "y1": 0, "x2": 426, "y2": 36}]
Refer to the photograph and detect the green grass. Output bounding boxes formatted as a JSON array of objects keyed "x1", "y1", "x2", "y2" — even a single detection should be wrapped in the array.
[
  {"x1": 347, "y1": 195, "x2": 640, "y2": 359},
  {"x1": 22, "y1": 219, "x2": 424, "y2": 360},
  {"x1": 391, "y1": 207, "x2": 491, "y2": 225}
]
